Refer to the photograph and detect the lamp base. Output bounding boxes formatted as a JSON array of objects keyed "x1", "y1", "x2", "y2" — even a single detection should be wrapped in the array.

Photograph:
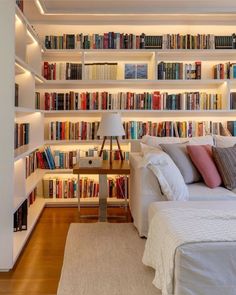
[{"x1": 99, "y1": 136, "x2": 124, "y2": 165}]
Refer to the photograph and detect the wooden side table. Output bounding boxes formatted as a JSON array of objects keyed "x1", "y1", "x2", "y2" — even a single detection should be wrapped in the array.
[{"x1": 73, "y1": 160, "x2": 130, "y2": 221}]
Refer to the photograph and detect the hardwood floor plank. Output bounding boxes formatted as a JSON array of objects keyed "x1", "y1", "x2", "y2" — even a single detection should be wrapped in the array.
[{"x1": 0, "y1": 207, "x2": 132, "y2": 295}]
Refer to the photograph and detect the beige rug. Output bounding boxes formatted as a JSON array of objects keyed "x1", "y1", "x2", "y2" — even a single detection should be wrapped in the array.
[{"x1": 57, "y1": 223, "x2": 161, "y2": 295}]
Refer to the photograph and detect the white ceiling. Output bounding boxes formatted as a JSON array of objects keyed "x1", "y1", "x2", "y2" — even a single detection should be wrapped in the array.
[{"x1": 24, "y1": 0, "x2": 236, "y2": 25}]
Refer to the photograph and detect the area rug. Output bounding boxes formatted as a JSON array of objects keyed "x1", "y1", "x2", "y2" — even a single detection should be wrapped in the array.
[{"x1": 57, "y1": 223, "x2": 161, "y2": 295}]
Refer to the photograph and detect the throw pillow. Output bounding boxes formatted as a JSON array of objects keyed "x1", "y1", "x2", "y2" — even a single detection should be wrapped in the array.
[
  {"x1": 160, "y1": 143, "x2": 201, "y2": 184},
  {"x1": 214, "y1": 135, "x2": 236, "y2": 148},
  {"x1": 187, "y1": 145, "x2": 222, "y2": 188},
  {"x1": 212, "y1": 146, "x2": 236, "y2": 190},
  {"x1": 140, "y1": 148, "x2": 189, "y2": 201}
]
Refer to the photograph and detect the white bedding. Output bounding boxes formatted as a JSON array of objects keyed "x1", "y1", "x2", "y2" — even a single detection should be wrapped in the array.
[{"x1": 143, "y1": 207, "x2": 236, "y2": 295}]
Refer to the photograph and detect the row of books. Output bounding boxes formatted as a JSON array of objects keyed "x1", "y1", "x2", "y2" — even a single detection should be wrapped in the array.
[
  {"x1": 51, "y1": 149, "x2": 129, "y2": 169},
  {"x1": 48, "y1": 121, "x2": 100, "y2": 141},
  {"x1": 25, "y1": 151, "x2": 37, "y2": 179},
  {"x1": 215, "y1": 35, "x2": 236, "y2": 49},
  {"x1": 163, "y1": 93, "x2": 222, "y2": 111},
  {"x1": 47, "y1": 120, "x2": 229, "y2": 140},
  {"x1": 44, "y1": 33, "x2": 162, "y2": 50},
  {"x1": 213, "y1": 62, "x2": 236, "y2": 79},
  {"x1": 26, "y1": 147, "x2": 129, "y2": 172},
  {"x1": 43, "y1": 176, "x2": 129, "y2": 199},
  {"x1": 157, "y1": 62, "x2": 201, "y2": 80},
  {"x1": 84, "y1": 63, "x2": 117, "y2": 80},
  {"x1": 36, "y1": 146, "x2": 55, "y2": 170},
  {"x1": 14, "y1": 199, "x2": 27, "y2": 232},
  {"x1": 44, "y1": 177, "x2": 77, "y2": 199},
  {"x1": 123, "y1": 121, "x2": 225, "y2": 139},
  {"x1": 43, "y1": 62, "x2": 82, "y2": 80},
  {"x1": 162, "y1": 34, "x2": 214, "y2": 50},
  {"x1": 28, "y1": 188, "x2": 37, "y2": 206},
  {"x1": 14, "y1": 188, "x2": 37, "y2": 232},
  {"x1": 40, "y1": 91, "x2": 222, "y2": 111},
  {"x1": 15, "y1": 123, "x2": 30, "y2": 149},
  {"x1": 44, "y1": 33, "x2": 236, "y2": 50}
]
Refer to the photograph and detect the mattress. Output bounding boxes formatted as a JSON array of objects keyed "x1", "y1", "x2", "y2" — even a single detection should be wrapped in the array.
[{"x1": 147, "y1": 201, "x2": 236, "y2": 295}]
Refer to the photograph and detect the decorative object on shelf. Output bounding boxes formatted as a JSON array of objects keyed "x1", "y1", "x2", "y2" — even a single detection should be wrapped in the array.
[
  {"x1": 97, "y1": 112, "x2": 125, "y2": 164},
  {"x1": 79, "y1": 157, "x2": 102, "y2": 168},
  {"x1": 125, "y1": 63, "x2": 148, "y2": 79}
]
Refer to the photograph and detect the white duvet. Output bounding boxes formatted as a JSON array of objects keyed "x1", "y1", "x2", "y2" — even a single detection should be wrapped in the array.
[{"x1": 142, "y1": 208, "x2": 236, "y2": 295}]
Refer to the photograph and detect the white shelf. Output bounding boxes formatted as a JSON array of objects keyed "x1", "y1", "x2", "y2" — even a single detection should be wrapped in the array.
[
  {"x1": 13, "y1": 197, "x2": 27, "y2": 212},
  {"x1": 13, "y1": 198, "x2": 45, "y2": 264},
  {"x1": 44, "y1": 169, "x2": 73, "y2": 174},
  {"x1": 44, "y1": 139, "x2": 136, "y2": 145},
  {"x1": 15, "y1": 107, "x2": 43, "y2": 114},
  {"x1": 15, "y1": 5, "x2": 41, "y2": 46},
  {"x1": 36, "y1": 79, "x2": 226, "y2": 89},
  {"x1": 43, "y1": 109, "x2": 235, "y2": 117},
  {"x1": 44, "y1": 197, "x2": 127, "y2": 207},
  {"x1": 26, "y1": 169, "x2": 45, "y2": 197},
  {"x1": 44, "y1": 197, "x2": 78, "y2": 207},
  {"x1": 14, "y1": 144, "x2": 42, "y2": 162},
  {"x1": 15, "y1": 55, "x2": 45, "y2": 83}
]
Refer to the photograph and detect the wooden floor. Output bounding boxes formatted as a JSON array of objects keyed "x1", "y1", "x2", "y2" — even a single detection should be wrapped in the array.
[{"x1": 0, "y1": 207, "x2": 132, "y2": 295}]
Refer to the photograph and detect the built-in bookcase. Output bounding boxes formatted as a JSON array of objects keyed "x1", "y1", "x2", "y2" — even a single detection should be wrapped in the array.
[{"x1": 2, "y1": 0, "x2": 236, "y2": 270}]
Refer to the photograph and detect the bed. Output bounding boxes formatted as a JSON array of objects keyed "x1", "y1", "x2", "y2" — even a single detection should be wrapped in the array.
[{"x1": 143, "y1": 201, "x2": 236, "y2": 295}]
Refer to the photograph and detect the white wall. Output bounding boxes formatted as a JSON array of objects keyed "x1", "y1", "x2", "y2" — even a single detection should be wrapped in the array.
[{"x1": 0, "y1": 0, "x2": 15, "y2": 270}]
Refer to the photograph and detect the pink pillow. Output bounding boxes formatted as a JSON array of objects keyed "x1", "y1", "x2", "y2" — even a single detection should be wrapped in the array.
[{"x1": 187, "y1": 145, "x2": 222, "y2": 188}]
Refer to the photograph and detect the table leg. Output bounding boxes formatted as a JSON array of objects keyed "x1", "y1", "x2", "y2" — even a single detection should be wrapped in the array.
[
  {"x1": 77, "y1": 174, "x2": 80, "y2": 213},
  {"x1": 99, "y1": 174, "x2": 108, "y2": 222}
]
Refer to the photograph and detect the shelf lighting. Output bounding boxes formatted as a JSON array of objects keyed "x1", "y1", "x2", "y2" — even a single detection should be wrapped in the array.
[
  {"x1": 35, "y1": 76, "x2": 44, "y2": 83},
  {"x1": 35, "y1": 0, "x2": 45, "y2": 14},
  {"x1": 27, "y1": 29, "x2": 38, "y2": 44},
  {"x1": 15, "y1": 14, "x2": 22, "y2": 24},
  {"x1": 15, "y1": 62, "x2": 30, "y2": 75}
]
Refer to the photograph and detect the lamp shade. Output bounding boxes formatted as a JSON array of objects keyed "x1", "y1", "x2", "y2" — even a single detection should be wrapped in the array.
[{"x1": 97, "y1": 112, "x2": 125, "y2": 137}]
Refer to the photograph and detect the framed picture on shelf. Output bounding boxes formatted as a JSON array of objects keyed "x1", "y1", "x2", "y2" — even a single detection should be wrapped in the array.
[
  {"x1": 137, "y1": 64, "x2": 148, "y2": 79},
  {"x1": 124, "y1": 64, "x2": 136, "y2": 79},
  {"x1": 124, "y1": 63, "x2": 148, "y2": 79}
]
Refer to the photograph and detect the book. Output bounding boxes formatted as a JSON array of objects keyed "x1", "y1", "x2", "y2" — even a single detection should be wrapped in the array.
[
  {"x1": 13, "y1": 199, "x2": 27, "y2": 232},
  {"x1": 15, "y1": 83, "x2": 19, "y2": 107},
  {"x1": 14, "y1": 123, "x2": 30, "y2": 149},
  {"x1": 230, "y1": 92, "x2": 236, "y2": 109},
  {"x1": 35, "y1": 92, "x2": 40, "y2": 109}
]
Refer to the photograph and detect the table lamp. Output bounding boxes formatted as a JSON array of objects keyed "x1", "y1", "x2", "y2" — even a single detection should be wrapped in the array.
[{"x1": 97, "y1": 112, "x2": 125, "y2": 165}]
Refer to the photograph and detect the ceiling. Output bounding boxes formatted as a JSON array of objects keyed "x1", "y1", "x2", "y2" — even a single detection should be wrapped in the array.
[{"x1": 24, "y1": 0, "x2": 236, "y2": 25}]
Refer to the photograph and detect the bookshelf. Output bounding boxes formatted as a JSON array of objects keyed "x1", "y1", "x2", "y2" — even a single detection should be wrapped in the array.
[{"x1": 1, "y1": 0, "x2": 236, "y2": 270}]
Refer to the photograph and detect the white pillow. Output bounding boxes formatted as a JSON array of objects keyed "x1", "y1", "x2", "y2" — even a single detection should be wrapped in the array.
[
  {"x1": 142, "y1": 135, "x2": 214, "y2": 148},
  {"x1": 140, "y1": 148, "x2": 189, "y2": 201},
  {"x1": 214, "y1": 135, "x2": 236, "y2": 148},
  {"x1": 141, "y1": 135, "x2": 182, "y2": 148},
  {"x1": 188, "y1": 135, "x2": 214, "y2": 145},
  {"x1": 140, "y1": 142, "x2": 161, "y2": 155}
]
